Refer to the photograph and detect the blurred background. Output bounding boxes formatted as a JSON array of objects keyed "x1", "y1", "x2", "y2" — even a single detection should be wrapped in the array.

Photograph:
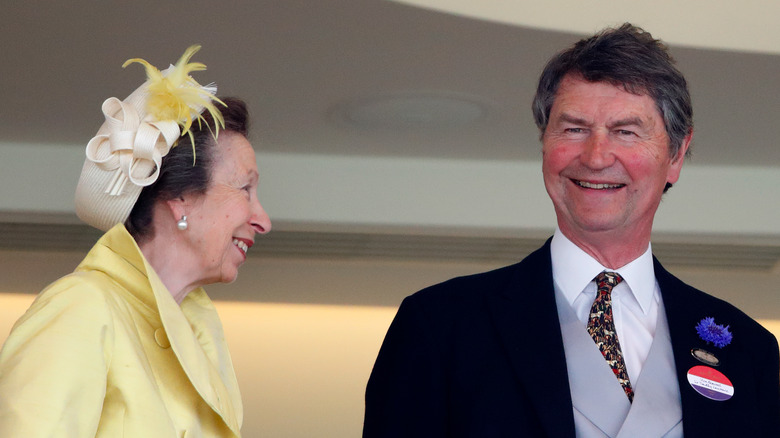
[{"x1": 1, "y1": 1, "x2": 778, "y2": 436}]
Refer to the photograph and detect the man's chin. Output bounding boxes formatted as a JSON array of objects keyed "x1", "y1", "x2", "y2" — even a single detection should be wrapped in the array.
[{"x1": 568, "y1": 218, "x2": 628, "y2": 236}]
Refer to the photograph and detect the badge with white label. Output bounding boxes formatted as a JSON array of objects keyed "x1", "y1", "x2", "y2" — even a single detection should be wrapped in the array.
[{"x1": 687, "y1": 365, "x2": 734, "y2": 401}]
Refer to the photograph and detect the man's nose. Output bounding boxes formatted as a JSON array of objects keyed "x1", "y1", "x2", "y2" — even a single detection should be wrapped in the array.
[{"x1": 580, "y1": 131, "x2": 616, "y2": 169}]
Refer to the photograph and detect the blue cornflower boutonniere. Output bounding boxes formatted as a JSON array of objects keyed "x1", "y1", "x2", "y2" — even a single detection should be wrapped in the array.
[{"x1": 696, "y1": 317, "x2": 732, "y2": 348}]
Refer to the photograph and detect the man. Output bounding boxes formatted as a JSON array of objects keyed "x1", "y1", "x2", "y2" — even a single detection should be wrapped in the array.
[{"x1": 363, "y1": 24, "x2": 780, "y2": 437}]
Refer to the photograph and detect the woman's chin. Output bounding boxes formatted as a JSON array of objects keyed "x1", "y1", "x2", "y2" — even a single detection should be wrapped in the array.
[{"x1": 219, "y1": 268, "x2": 240, "y2": 285}]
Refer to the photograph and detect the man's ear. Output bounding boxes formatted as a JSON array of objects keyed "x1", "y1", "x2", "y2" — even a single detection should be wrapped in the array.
[
  {"x1": 667, "y1": 130, "x2": 692, "y2": 184},
  {"x1": 672, "y1": 129, "x2": 693, "y2": 163}
]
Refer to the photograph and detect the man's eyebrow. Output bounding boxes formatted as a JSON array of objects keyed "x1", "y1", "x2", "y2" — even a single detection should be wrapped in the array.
[
  {"x1": 558, "y1": 113, "x2": 589, "y2": 125},
  {"x1": 608, "y1": 117, "x2": 645, "y2": 129}
]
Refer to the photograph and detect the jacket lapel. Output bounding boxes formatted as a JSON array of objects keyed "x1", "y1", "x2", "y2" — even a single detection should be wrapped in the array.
[
  {"x1": 148, "y1": 265, "x2": 243, "y2": 436},
  {"x1": 85, "y1": 225, "x2": 242, "y2": 437},
  {"x1": 654, "y1": 258, "x2": 735, "y2": 437},
  {"x1": 487, "y1": 241, "x2": 576, "y2": 437},
  {"x1": 655, "y1": 259, "x2": 717, "y2": 435},
  {"x1": 181, "y1": 288, "x2": 244, "y2": 426}
]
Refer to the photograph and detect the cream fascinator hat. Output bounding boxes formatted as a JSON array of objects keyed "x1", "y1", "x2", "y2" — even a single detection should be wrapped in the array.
[{"x1": 75, "y1": 45, "x2": 224, "y2": 231}]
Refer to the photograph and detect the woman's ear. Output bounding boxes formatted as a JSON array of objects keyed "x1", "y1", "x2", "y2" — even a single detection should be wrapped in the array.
[{"x1": 165, "y1": 197, "x2": 189, "y2": 223}]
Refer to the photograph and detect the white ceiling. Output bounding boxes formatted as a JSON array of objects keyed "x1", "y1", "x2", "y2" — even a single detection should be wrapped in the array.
[
  {"x1": 2, "y1": 0, "x2": 778, "y2": 167},
  {"x1": 397, "y1": 0, "x2": 780, "y2": 55}
]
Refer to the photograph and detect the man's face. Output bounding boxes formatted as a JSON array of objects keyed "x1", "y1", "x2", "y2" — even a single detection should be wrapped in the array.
[{"x1": 541, "y1": 75, "x2": 689, "y2": 244}]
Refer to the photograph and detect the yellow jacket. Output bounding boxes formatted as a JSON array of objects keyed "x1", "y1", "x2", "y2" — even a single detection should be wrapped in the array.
[{"x1": 0, "y1": 225, "x2": 243, "y2": 437}]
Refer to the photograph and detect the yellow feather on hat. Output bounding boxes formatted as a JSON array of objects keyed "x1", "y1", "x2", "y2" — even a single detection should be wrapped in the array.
[{"x1": 123, "y1": 45, "x2": 225, "y2": 159}]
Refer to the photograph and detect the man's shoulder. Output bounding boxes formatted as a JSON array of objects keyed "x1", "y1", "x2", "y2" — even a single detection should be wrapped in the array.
[
  {"x1": 406, "y1": 242, "x2": 550, "y2": 307},
  {"x1": 655, "y1": 259, "x2": 776, "y2": 342}
]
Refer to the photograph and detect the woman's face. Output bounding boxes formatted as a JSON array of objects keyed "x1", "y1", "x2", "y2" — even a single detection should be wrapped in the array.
[{"x1": 185, "y1": 132, "x2": 271, "y2": 285}]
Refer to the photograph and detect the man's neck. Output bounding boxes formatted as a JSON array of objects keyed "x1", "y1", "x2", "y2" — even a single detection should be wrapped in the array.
[{"x1": 557, "y1": 226, "x2": 651, "y2": 269}]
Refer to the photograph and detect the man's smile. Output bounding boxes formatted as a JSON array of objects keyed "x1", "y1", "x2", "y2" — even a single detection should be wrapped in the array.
[{"x1": 572, "y1": 179, "x2": 626, "y2": 190}]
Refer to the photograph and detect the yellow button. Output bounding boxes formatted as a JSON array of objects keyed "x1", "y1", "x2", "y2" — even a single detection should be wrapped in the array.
[{"x1": 154, "y1": 328, "x2": 171, "y2": 348}]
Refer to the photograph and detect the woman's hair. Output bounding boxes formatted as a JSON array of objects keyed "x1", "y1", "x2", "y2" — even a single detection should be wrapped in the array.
[{"x1": 125, "y1": 97, "x2": 249, "y2": 242}]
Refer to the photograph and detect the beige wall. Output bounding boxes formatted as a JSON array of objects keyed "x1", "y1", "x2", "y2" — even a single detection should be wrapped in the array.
[
  {"x1": 1, "y1": 251, "x2": 778, "y2": 437},
  {"x1": 3, "y1": 144, "x2": 780, "y2": 237}
]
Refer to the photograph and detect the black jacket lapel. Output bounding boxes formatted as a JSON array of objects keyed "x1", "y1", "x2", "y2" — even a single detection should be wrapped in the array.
[
  {"x1": 655, "y1": 257, "x2": 776, "y2": 437},
  {"x1": 487, "y1": 241, "x2": 575, "y2": 437}
]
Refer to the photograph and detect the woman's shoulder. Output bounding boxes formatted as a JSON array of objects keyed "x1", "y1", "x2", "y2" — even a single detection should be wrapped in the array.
[
  {"x1": 1, "y1": 271, "x2": 120, "y2": 365},
  {"x1": 40, "y1": 269, "x2": 118, "y2": 299},
  {"x1": 24, "y1": 270, "x2": 128, "y2": 323}
]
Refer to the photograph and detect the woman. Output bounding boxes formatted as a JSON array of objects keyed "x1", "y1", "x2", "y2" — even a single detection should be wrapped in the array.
[{"x1": 0, "y1": 46, "x2": 270, "y2": 437}]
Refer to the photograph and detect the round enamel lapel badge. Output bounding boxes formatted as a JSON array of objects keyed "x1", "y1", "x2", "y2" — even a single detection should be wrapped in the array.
[{"x1": 687, "y1": 365, "x2": 734, "y2": 401}]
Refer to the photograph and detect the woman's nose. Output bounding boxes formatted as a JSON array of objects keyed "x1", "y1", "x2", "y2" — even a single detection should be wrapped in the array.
[{"x1": 250, "y1": 198, "x2": 271, "y2": 235}]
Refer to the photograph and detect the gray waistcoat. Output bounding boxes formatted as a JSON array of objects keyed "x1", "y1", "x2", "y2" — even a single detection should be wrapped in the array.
[{"x1": 555, "y1": 288, "x2": 683, "y2": 437}]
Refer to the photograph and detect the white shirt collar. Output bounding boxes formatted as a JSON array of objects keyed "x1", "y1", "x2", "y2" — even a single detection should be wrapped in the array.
[{"x1": 550, "y1": 228, "x2": 657, "y2": 314}]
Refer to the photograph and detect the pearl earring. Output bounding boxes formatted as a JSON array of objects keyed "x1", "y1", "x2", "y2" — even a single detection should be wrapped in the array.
[{"x1": 177, "y1": 215, "x2": 188, "y2": 231}]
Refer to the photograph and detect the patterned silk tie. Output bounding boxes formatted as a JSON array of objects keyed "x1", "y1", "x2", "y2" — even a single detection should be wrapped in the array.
[{"x1": 588, "y1": 272, "x2": 634, "y2": 403}]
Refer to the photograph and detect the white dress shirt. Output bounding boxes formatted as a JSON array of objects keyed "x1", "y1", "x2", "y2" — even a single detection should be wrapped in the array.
[{"x1": 550, "y1": 229, "x2": 662, "y2": 384}]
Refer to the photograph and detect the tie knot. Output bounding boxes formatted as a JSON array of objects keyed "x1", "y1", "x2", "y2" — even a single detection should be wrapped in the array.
[{"x1": 595, "y1": 271, "x2": 623, "y2": 289}]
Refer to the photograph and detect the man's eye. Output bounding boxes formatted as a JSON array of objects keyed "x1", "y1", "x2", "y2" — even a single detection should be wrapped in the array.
[
  {"x1": 616, "y1": 129, "x2": 635, "y2": 136},
  {"x1": 564, "y1": 127, "x2": 584, "y2": 133}
]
